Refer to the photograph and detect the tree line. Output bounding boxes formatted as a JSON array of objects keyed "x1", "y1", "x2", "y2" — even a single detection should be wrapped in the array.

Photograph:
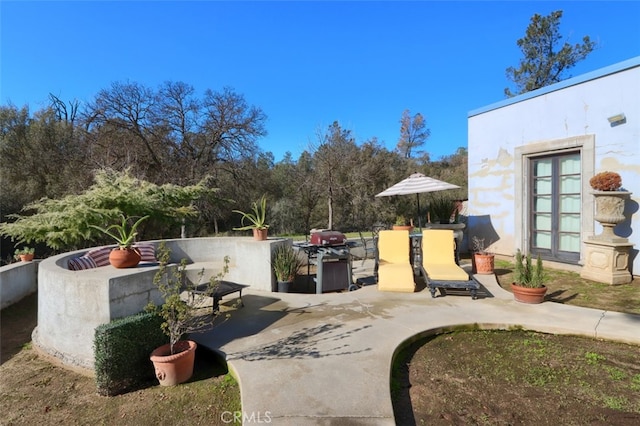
[{"x1": 0, "y1": 81, "x2": 468, "y2": 255}]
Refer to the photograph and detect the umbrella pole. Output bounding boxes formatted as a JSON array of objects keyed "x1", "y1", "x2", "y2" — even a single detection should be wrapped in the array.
[{"x1": 416, "y1": 194, "x2": 422, "y2": 231}]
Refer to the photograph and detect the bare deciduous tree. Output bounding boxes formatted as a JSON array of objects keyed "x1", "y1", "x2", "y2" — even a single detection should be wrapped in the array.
[{"x1": 397, "y1": 109, "x2": 430, "y2": 159}]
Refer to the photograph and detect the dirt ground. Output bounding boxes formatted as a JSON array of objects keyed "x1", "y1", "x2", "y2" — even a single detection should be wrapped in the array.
[
  {"x1": 389, "y1": 264, "x2": 640, "y2": 425},
  {"x1": 392, "y1": 330, "x2": 640, "y2": 425},
  {"x1": 0, "y1": 293, "x2": 240, "y2": 425}
]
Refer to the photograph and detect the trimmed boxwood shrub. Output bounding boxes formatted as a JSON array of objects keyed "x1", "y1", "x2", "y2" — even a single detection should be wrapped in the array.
[{"x1": 94, "y1": 312, "x2": 167, "y2": 396}]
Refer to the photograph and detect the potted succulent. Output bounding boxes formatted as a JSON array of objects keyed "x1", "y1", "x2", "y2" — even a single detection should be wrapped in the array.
[
  {"x1": 90, "y1": 214, "x2": 149, "y2": 268},
  {"x1": 471, "y1": 236, "x2": 494, "y2": 275},
  {"x1": 589, "y1": 171, "x2": 631, "y2": 241},
  {"x1": 14, "y1": 246, "x2": 35, "y2": 262},
  {"x1": 146, "y1": 241, "x2": 228, "y2": 386},
  {"x1": 511, "y1": 249, "x2": 547, "y2": 304},
  {"x1": 233, "y1": 195, "x2": 269, "y2": 240},
  {"x1": 271, "y1": 245, "x2": 304, "y2": 293}
]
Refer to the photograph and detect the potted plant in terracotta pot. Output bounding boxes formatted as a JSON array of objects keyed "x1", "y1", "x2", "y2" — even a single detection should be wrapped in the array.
[
  {"x1": 271, "y1": 244, "x2": 304, "y2": 293},
  {"x1": 90, "y1": 214, "x2": 149, "y2": 268},
  {"x1": 589, "y1": 171, "x2": 631, "y2": 242},
  {"x1": 392, "y1": 215, "x2": 413, "y2": 232},
  {"x1": 471, "y1": 236, "x2": 494, "y2": 275},
  {"x1": 146, "y1": 241, "x2": 229, "y2": 386},
  {"x1": 14, "y1": 246, "x2": 35, "y2": 262},
  {"x1": 233, "y1": 195, "x2": 269, "y2": 240},
  {"x1": 511, "y1": 249, "x2": 547, "y2": 304}
]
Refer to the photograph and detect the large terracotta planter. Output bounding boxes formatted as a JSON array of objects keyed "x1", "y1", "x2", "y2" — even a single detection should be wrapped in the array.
[
  {"x1": 109, "y1": 248, "x2": 141, "y2": 268},
  {"x1": 511, "y1": 283, "x2": 547, "y2": 304},
  {"x1": 253, "y1": 228, "x2": 268, "y2": 241},
  {"x1": 150, "y1": 340, "x2": 197, "y2": 386},
  {"x1": 473, "y1": 253, "x2": 494, "y2": 275}
]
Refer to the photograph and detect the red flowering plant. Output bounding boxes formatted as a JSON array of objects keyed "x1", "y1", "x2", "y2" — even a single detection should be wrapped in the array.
[{"x1": 589, "y1": 171, "x2": 622, "y2": 191}]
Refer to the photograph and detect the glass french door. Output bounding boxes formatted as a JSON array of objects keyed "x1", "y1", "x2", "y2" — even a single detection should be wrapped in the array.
[{"x1": 530, "y1": 152, "x2": 581, "y2": 262}]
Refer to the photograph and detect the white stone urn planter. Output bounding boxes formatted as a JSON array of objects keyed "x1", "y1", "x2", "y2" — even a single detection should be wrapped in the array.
[
  {"x1": 591, "y1": 190, "x2": 631, "y2": 242},
  {"x1": 582, "y1": 190, "x2": 633, "y2": 284}
]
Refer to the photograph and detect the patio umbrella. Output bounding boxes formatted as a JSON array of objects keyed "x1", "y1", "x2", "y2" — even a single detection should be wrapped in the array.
[{"x1": 375, "y1": 172, "x2": 461, "y2": 229}]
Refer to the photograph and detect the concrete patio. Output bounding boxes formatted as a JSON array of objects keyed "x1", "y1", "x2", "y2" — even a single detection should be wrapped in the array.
[{"x1": 192, "y1": 259, "x2": 640, "y2": 425}]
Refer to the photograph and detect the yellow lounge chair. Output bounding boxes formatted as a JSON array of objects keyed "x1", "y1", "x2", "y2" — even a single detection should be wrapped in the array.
[
  {"x1": 377, "y1": 230, "x2": 415, "y2": 292},
  {"x1": 421, "y1": 229, "x2": 479, "y2": 299}
]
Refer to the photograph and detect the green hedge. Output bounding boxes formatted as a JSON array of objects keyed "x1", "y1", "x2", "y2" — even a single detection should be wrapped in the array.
[{"x1": 94, "y1": 311, "x2": 168, "y2": 396}]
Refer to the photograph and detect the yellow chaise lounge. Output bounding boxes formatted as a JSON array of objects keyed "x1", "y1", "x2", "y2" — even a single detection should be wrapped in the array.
[
  {"x1": 377, "y1": 230, "x2": 415, "y2": 292},
  {"x1": 421, "y1": 229, "x2": 479, "y2": 299}
]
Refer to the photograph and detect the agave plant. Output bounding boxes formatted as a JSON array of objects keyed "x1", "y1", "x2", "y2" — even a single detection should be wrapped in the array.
[
  {"x1": 232, "y1": 195, "x2": 269, "y2": 231},
  {"x1": 90, "y1": 214, "x2": 149, "y2": 249}
]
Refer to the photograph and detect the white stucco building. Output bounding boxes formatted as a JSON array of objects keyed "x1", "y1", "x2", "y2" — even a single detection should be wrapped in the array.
[{"x1": 467, "y1": 56, "x2": 639, "y2": 276}]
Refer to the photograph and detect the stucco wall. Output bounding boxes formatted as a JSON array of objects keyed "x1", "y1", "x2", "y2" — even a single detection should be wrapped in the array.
[
  {"x1": 0, "y1": 260, "x2": 38, "y2": 309},
  {"x1": 33, "y1": 237, "x2": 289, "y2": 372},
  {"x1": 467, "y1": 57, "x2": 639, "y2": 274}
]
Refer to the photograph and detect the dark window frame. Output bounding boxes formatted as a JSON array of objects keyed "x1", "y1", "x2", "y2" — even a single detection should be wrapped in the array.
[{"x1": 529, "y1": 151, "x2": 581, "y2": 263}]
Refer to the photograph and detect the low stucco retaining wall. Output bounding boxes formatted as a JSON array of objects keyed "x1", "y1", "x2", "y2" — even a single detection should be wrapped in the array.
[
  {"x1": 0, "y1": 260, "x2": 38, "y2": 310},
  {"x1": 33, "y1": 237, "x2": 289, "y2": 371}
]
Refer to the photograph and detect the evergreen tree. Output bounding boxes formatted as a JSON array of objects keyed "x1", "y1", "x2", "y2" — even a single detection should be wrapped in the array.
[{"x1": 505, "y1": 10, "x2": 595, "y2": 97}]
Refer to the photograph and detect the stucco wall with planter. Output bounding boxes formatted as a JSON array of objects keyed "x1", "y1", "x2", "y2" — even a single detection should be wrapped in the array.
[{"x1": 33, "y1": 237, "x2": 289, "y2": 372}]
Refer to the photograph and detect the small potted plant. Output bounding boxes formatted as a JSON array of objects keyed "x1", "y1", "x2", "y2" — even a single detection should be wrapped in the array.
[
  {"x1": 471, "y1": 236, "x2": 494, "y2": 275},
  {"x1": 511, "y1": 249, "x2": 547, "y2": 304},
  {"x1": 146, "y1": 241, "x2": 228, "y2": 386},
  {"x1": 271, "y1": 245, "x2": 304, "y2": 293},
  {"x1": 233, "y1": 195, "x2": 269, "y2": 240},
  {"x1": 14, "y1": 246, "x2": 35, "y2": 262},
  {"x1": 392, "y1": 215, "x2": 413, "y2": 232},
  {"x1": 90, "y1": 214, "x2": 149, "y2": 268}
]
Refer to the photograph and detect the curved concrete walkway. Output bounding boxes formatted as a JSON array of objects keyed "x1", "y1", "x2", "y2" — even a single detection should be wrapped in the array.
[{"x1": 193, "y1": 261, "x2": 640, "y2": 425}]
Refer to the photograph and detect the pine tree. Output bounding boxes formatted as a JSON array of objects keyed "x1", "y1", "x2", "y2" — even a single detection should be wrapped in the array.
[{"x1": 505, "y1": 10, "x2": 595, "y2": 97}]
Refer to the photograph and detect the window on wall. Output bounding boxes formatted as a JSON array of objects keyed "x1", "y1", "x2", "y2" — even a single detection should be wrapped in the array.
[{"x1": 530, "y1": 152, "x2": 581, "y2": 262}]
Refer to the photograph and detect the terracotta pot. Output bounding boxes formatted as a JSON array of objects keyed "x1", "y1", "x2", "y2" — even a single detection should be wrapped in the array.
[
  {"x1": 473, "y1": 253, "x2": 494, "y2": 275},
  {"x1": 19, "y1": 254, "x2": 34, "y2": 262},
  {"x1": 109, "y1": 248, "x2": 141, "y2": 268},
  {"x1": 150, "y1": 340, "x2": 197, "y2": 386},
  {"x1": 253, "y1": 228, "x2": 268, "y2": 241},
  {"x1": 511, "y1": 283, "x2": 547, "y2": 304},
  {"x1": 392, "y1": 225, "x2": 413, "y2": 232}
]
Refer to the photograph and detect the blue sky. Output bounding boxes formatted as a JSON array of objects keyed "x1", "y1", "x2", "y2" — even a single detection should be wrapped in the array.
[{"x1": 2, "y1": 1, "x2": 639, "y2": 161}]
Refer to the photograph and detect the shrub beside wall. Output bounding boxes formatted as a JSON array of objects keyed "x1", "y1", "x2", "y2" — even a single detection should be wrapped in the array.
[{"x1": 94, "y1": 312, "x2": 167, "y2": 396}]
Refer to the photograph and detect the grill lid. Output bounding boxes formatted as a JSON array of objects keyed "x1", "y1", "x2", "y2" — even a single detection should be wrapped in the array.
[{"x1": 310, "y1": 231, "x2": 347, "y2": 246}]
